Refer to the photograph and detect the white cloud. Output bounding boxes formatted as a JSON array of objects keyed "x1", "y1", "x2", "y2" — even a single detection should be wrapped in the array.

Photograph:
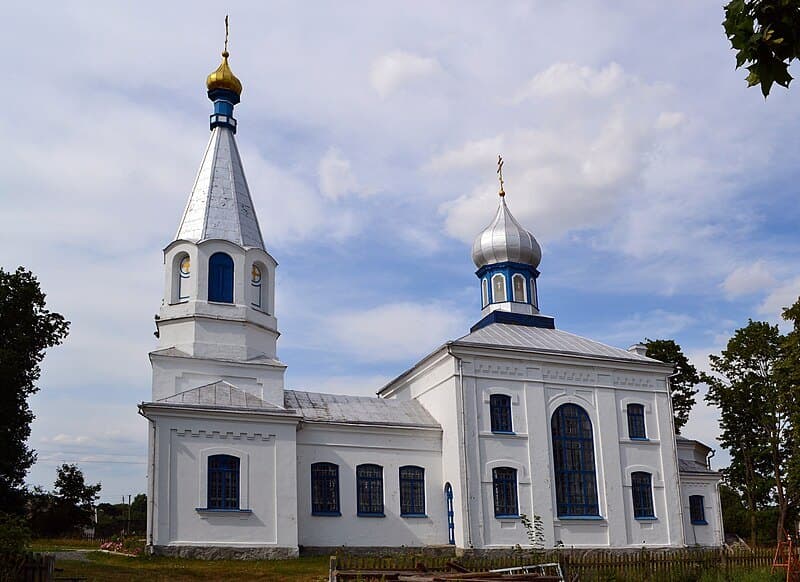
[
  {"x1": 512, "y1": 62, "x2": 627, "y2": 102},
  {"x1": 592, "y1": 309, "x2": 695, "y2": 346},
  {"x1": 656, "y1": 111, "x2": 686, "y2": 130},
  {"x1": 370, "y1": 51, "x2": 441, "y2": 98},
  {"x1": 322, "y1": 302, "x2": 469, "y2": 363},
  {"x1": 318, "y1": 147, "x2": 359, "y2": 200},
  {"x1": 722, "y1": 260, "x2": 775, "y2": 298},
  {"x1": 758, "y1": 276, "x2": 800, "y2": 323}
]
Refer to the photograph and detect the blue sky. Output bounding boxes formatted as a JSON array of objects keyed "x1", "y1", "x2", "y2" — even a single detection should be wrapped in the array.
[{"x1": 2, "y1": 1, "x2": 800, "y2": 502}]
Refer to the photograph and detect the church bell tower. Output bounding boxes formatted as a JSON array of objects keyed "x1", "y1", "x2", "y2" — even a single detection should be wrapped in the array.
[{"x1": 150, "y1": 24, "x2": 286, "y2": 406}]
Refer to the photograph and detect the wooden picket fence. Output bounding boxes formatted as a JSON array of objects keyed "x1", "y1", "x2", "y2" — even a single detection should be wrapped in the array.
[{"x1": 331, "y1": 547, "x2": 775, "y2": 581}]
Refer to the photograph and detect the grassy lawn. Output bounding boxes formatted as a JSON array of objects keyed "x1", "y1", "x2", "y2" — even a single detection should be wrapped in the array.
[
  {"x1": 30, "y1": 537, "x2": 103, "y2": 551},
  {"x1": 55, "y1": 552, "x2": 330, "y2": 581}
]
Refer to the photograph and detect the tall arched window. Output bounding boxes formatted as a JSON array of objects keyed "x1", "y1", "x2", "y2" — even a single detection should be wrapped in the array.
[
  {"x1": 512, "y1": 274, "x2": 526, "y2": 302},
  {"x1": 631, "y1": 471, "x2": 654, "y2": 519},
  {"x1": 627, "y1": 403, "x2": 646, "y2": 439},
  {"x1": 356, "y1": 464, "x2": 384, "y2": 516},
  {"x1": 530, "y1": 277, "x2": 538, "y2": 309},
  {"x1": 250, "y1": 264, "x2": 263, "y2": 309},
  {"x1": 551, "y1": 404, "x2": 599, "y2": 517},
  {"x1": 311, "y1": 462, "x2": 340, "y2": 515},
  {"x1": 399, "y1": 466, "x2": 425, "y2": 516},
  {"x1": 481, "y1": 278, "x2": 489, "y2": 308},
  {"x1": 491, "y1": 273, "x2": 507, "y2": 303},
  {"x1": 492, "y1": 467, "x2": 518, "y2": 517},
  {"x1": 207, "y1": 454, "x2": 240, "y2": 510},
  {"x1": 208, "y1": 252, "x2": 234, "y2": 303},
  {"x1": 175, "y1": 254, "x2": 191, "y2": 302}
]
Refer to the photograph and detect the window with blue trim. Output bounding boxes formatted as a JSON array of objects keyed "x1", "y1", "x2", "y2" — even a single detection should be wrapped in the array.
[
  {"x1": 631, "y1": 471, "x2": 655, "y2": 519},
  {"x1": 689, "y1": 495, "x2": 706, "y2": 524},
  {"x1": 551, "y1": 404, "x2": 599, "y2": 517},
  {"x1": 208, "y1": 252, "x2": 234, "y2": 303},
  {"x1": 627, "y1": 403, "x2": 646, "y2": 439},
  {"x1": 399, "y1": 466, "x2": 425, "y2": 516},
  {"x1": 207, "y1": 454, "x2": 239, "y2": 510},
  {"x1": 512, "y1": 274, "x2": 527, "y2": 302},
  {"x1": 492, "y1": 467, "x2": 518, "y2": 517},
  {"x1": 491, "y1": 273, "x2": 507, "y2": 303},
  {"x1": 490, "y1": 394, "x2": 513, "y2": 433},
  {"x1": 356, "y1": 464, "x2": 384, "y2": 516},
  {"x1": 311, "y1": 462, "x2": 340, "y2": 515},
  {"x1": 481, "y1": 278, "x2": 489, "y2": 308}
]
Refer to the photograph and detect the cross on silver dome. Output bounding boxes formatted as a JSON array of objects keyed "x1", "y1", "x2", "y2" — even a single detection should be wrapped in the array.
[{"x1": 471, "y1": 157, "x2": 541, "y2": 269}]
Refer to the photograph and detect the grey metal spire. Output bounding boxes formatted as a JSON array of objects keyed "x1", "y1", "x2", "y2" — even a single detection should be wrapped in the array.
[{"x1": 175, "y1": 126, "x2": 265, "y2": 249}]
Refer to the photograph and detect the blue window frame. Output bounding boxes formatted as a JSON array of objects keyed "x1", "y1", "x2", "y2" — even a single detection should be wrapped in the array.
[
  {"x1": 399, "y1": 466, "x2": 425, "y2": 516},
  {"x1": 208, "y1": 252, "x2": 234, "y2": 303},
  {"x1": 627, "y1": 403, "x2": 646, "y2": 439},
  {"x1": 490, "y1": 394, "x2": 513, "y2": 433},
  {"x1": 631, "y1": 471, "x2": 655, "y2": 519},
  {"x1": 207, "y1": 454, "x2": 239, "y2": 510},
  {"x1": 492, "y1": 467, "x2": 519, "y2": 517},
  {"x1": 689, "y1": 495, "x2": 707, "y2": 524},
  {"x1": 445, "y1": 482, "x2": 455, "y2": 545},
  {"x1": 311, "y1": 462, "x2": 340, "y2": 515},
  {"x1": 551, "y1": 404, "x2": 599, "y2": 517},
  {"x1": 356, "y1": 464, "x2": 384, "y2": 516}
]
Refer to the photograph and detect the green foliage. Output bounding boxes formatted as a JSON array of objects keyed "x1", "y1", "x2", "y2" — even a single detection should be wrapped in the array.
[
  {"x1": 0, "y1": 266, "x2": 69, "y2": 514},
  {"x1": 29, "y1": 465, "x2": 101, "y2": 537},
  {"x1": 704, "y1": 319, "x2": 792, "y2": 544},
  {"x1": 643, "y1": 339, "x2": 700, "y2": 434},
  {"x1": 0, "y1": 512, "x2": 31, "y2": 582},
  {"x1": 723, "y1": 0, "x2": 800, "y2": 97}
]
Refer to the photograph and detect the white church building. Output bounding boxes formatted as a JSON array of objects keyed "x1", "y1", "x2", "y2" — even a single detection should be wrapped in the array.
[{"x1": 139, "y1": 44, "x2": 724, "y2": 559}]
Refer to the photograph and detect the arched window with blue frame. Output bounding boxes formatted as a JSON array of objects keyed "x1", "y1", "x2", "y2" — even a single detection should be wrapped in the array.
[
  {"x1": 208, "y1": 252, "x2": 234, "y2": 303},
  {"x1": 207, "y1": 454, "x2": 240, "y2": 510},
  {"x1": 356, "y1": 464, "x2": 384, "y2": 516},
  {"x1": 627, "y1": 403, "x2": 646, "y2": 439},
  {"x1": 399, "y1": 466, "x2": 426, "y2": 516},
  {"x1": 311, "y1": 462, "x2": 340, "y2": 515},
  {"x1": 551, "y1": 403, "x2": 599, "y2": 517},
  {"x1": 492, "y1": 467, "x2": 518, "y2": 517},
  {"x1": 631, "y1": 471, "x2": 655, "y2": 519},
  {"x1": 490, "y1": 394, "x2": 513, "y2": 433}
]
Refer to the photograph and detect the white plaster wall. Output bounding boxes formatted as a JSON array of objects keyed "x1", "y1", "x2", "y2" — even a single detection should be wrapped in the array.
[
  {"x1": 296, "y1": 423, "x2": 446, "y2": 547},
  {"x1": 150, "y1": 352, "x2": 285, "y2": 407},
  {"x1": 680, "y1": 478, "x2": 724, "y2": 546},
  {"x1": 149, "y1": 410, "x2": 298, "y2": 551}
]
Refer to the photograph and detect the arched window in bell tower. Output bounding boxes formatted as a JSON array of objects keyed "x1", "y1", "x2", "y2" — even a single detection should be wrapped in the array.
[
  {"x1": 173, "y1": 253, "x2": 191, "y2": 303},
  {"x1": 250, "y1": 263, "x2": 263, "y2": 309},
  {"x1": 512, "y1": 274, "x2": 526, "y2": 303},
  {"x1": 208, "y1": 252, "x2": 234, "y2": 303},
  {"x1": 481, "y1": 278, "x2": 489, "y2": 308},
  {"x1": 491, "y1": 273, "x2": 507, "y2": 303}
]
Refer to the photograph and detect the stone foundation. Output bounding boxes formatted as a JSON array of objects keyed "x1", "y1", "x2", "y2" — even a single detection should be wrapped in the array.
[
  {"x1": 300, "y1": 545, "x2": 457, "y2": 557},
  {"x1": 148, "y1": 544, "x2": 299, "y2": 560}
]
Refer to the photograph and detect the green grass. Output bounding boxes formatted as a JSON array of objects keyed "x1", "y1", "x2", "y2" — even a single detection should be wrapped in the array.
[
  {"x1": 54, "y1": 553, "x2": 330, "y2": 581},
  {"x1": 30, "y1": 537, "x2": 103, "y2": 551}
]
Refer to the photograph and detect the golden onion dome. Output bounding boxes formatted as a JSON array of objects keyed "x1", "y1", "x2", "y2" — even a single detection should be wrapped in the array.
[{"x1": 206, "y1": 51, "x2": 243, "y2": 96}]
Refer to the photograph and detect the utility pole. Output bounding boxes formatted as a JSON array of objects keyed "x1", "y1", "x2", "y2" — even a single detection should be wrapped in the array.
[{"x1": 127, "y1": 494, "x2": 132, "y2": 536}]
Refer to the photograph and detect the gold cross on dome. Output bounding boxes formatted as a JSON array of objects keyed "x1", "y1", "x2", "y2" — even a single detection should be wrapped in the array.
[{"x1": 497, "y1": 155, "x2": 505, "y2": 197}]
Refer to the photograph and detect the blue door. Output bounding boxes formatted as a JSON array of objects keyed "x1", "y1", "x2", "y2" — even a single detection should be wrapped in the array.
[{"x1": 445, "y1": 482, "x2": 455, "y2": 545}]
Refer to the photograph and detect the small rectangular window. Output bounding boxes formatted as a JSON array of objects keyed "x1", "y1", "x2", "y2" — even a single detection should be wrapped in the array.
[
  {"x1": 399, "y1": 466, "x2": 425, "y2": 516},
  {"x1": 631, "y1": 472, "x2": 655, "y2": 519},
  {"x1": 490, "y1": 394, "x2": 513, "y2": 433},
  {"x1": 492, "y1": 467, "x2": 518, "y2": 517},
  {"x1": 627, "y1": 404, "x2": 646, "y2": 439},
  {"x1": 689, "y1": 495, "x2": 706, "y2": 524}
]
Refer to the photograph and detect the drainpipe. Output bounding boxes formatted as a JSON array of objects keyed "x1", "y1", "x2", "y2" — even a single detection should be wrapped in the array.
[{"x1": 452, "y1": 349, "x2": 473, "y2": 548}]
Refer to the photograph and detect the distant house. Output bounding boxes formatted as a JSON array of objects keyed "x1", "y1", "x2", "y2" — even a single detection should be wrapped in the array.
[{"x1": 139, "y1": 43, "x2": 723, "y2": 559}]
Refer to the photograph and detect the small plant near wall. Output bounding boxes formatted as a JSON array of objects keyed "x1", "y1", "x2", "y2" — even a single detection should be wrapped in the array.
[{"x1": 519, "y1": 513, "x2": 545, "y2": 549}]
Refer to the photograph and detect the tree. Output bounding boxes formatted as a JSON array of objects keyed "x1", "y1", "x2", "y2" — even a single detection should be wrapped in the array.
[
  {"x1": 779, "y1": 296, "x2": 800, "y2": 532},
  {"x1": 54, "y1": 464, "x2": 101, "y2": 530},
  {"x1": 643, "y1": 339, "x2": 700, "y2": 434},
  {"x1": 0, "y1": 267, "x2": 69, "y2": 514},
  {"x1": 723, "y1": 0, "x2": 800, "y2": 97},
  {"x1": 704, "y1": 320, "x2": 790, "y2": 543}
]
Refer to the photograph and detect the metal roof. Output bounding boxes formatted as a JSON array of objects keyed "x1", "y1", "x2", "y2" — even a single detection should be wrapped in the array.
[
  {"x1": 175, "y1": 125, "x2": 265, "y2": 249},
  {"x1": 285, "y1": 390, "x2": 440, "y2": 428},
  {"x1": 454, "y1": 323, "x2": 662, "y2": 364},
  {"x1": 158, "y1": 380, "x2": 283, "y2": 411},
  {"x1": 678, "y1": 458, "x2": 719, "y2": 475}
]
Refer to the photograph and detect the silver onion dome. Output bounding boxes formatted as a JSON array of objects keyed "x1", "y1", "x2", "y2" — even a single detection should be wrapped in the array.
[{"x1": 471, "y1": 197, "x2": 541, "y2": 269}]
